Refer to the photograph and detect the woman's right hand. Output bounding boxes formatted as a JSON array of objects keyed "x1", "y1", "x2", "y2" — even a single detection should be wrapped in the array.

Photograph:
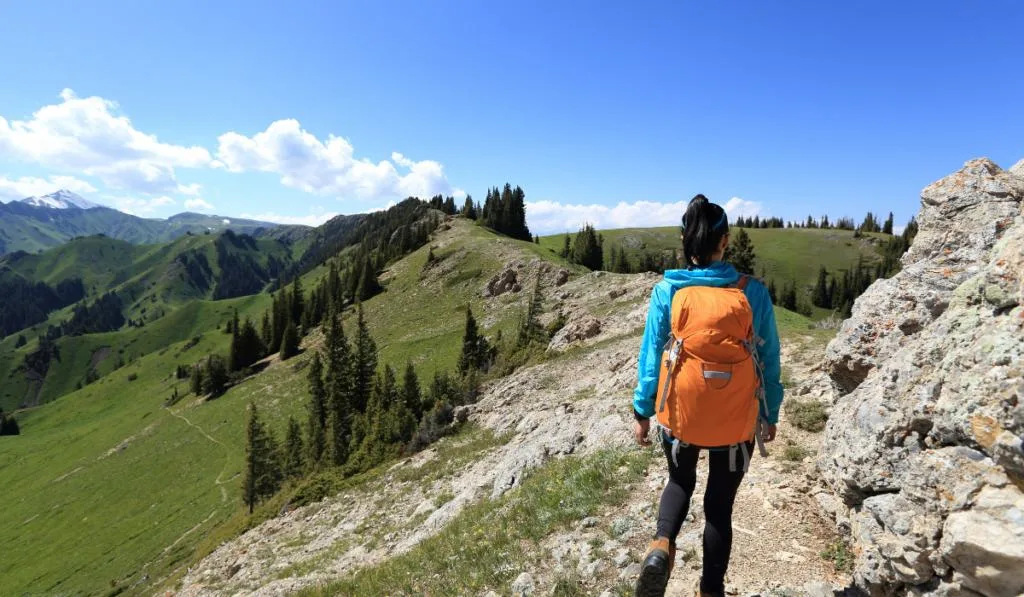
[{"x1": 634, "y1": 418, "x2": 651, "y2": 446}]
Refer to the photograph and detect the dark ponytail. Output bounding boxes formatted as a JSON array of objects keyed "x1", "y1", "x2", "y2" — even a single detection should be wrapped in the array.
[{"x1": 681, "y1": 194, "x2": 729, "y2": 268}]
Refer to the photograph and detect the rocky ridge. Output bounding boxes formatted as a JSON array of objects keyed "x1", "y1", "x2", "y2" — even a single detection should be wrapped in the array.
[{"x1": 817, "y1": 158, "x2": 1024, "y2": 596}]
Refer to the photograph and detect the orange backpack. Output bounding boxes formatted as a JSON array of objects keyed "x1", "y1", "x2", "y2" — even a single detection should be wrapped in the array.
[{"x1": 654, "y1": 275, "x2": 762, "y2": 449}]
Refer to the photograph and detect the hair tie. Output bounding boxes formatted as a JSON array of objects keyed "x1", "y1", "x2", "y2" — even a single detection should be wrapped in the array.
[{"x1": 715, "y1": 211, "x2": 729, "y2": 230}]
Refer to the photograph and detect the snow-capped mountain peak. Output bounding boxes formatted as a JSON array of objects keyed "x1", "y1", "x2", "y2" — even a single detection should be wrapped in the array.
[{"x1": 20, "y1": 190, "x2": 100, "y2": 210}]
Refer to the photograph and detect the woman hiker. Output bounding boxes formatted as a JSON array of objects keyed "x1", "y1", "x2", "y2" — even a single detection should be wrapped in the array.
[{"x1": 631, "y1": 195, "x2": 784, "y2": 597}]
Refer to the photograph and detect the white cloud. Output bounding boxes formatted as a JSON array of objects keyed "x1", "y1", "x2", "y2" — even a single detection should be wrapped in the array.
[
  {"x1": 112, "y1": 194, "x2": 176, "y2": 216},
  {"x1": 0, "y1": 89, "x2": 211, "y2": 195},
  {"x1": 184, "y1": 198, "x2": 215, "y2": 212},
  {"x1": 177, "y1": 182, "x2": 202, "y2": 196},
  {"x1": 241, "y1": 211, "x2": 339, "y2": 227},
  {"x1": 216, "y1": 120, "x2": 455, "y2": 201},
  {"x1": 525, "y1": 197, "x2": 765, "y2": 235},
  {"x1": 0, "y1": 174, "x2": 98, "y2": 201}
]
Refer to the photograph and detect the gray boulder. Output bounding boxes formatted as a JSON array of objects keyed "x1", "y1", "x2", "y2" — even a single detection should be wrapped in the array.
[{"x1": 817, "y1": 158, "x2": 1024, "y2": 596}]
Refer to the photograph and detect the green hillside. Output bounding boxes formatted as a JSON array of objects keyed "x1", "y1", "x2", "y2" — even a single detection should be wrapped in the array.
[
  {"x1": 0, "y1": 232, "x2": 297, "y2": 410},
  {"x1": 540, "y1": 225, "x2": 888, "y2": 315},
  {"x1": 0, "y1": 218, "x2": 567, "y2": 596}
]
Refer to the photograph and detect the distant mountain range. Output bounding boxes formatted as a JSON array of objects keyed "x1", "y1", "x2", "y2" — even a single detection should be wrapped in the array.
[{"x1": 0, "y1": 190, "x2": 302, "y2": 255}]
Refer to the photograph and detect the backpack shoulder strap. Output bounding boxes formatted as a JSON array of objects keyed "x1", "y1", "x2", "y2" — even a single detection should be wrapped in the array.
[{"x1": 731, "y1": 274, "x2": 750, "y2": 290}]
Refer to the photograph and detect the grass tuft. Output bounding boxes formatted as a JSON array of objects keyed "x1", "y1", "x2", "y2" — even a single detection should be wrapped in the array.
[
  {"x1": 784, "y1": 398, "x2": 829, "y2": 432},
  {"x1": 821, "y1": 538, "x2": 854, "y2": 573},
  {"x1": 296, "y1": 449, "x2": 647, "y2": 596}
]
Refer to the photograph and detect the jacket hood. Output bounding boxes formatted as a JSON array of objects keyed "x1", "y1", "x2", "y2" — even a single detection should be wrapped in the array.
[{"x1": 661, "y1": 261, "x2": 740, "y2": 290}]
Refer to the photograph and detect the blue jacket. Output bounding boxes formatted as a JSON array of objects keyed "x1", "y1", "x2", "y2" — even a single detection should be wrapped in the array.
[{"x1": 632, "y1": 262, "x2": 784, "y2": 424}]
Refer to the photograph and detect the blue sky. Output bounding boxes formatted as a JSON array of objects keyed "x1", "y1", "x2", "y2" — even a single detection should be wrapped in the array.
[{"x1": 0, "y1": 0, "x2": 1021, "y2": 233}]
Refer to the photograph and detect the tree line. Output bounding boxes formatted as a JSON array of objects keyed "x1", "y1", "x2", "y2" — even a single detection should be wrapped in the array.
[{"x1": 0, "y1": 275, "x2": 85, "y2": 338}]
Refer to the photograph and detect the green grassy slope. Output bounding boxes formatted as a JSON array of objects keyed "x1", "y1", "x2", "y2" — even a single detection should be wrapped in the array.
[
  {"x1": 358, "y1": 219, "x2": 580, "y2": 379},
  {"x1": 540, "y1": 226, "x2": 887, "y2": 315},
  {"x1": 0, "y1": 219, "x2": 571, "y2": 596},
  {"x1": 0, "y1": 317, "x2": 309, "y2": 596}
]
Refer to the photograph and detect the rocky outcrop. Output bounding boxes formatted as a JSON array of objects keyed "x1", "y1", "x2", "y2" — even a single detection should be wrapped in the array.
[
  {"x1": 547, "y1": 317, "x2": 602, "y2": 351},
  {"x1": 818, "y1": 158, "x2": 1024, "y2": 596},
  {"x1": 485, "y1": 268, "x2": 522, "y2": 297}
]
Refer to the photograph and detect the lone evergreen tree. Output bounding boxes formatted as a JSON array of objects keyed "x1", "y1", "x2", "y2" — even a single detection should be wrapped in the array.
[
  {"x1": 560, "y1": 233, "x2": 571, "y2": 258},
  {"x1": 458, "y1": 305, "x2": 491, "y2": 375},
  {"x1": 883, "y1": 212, "x2": 894, "y2": 235},
  {"x1": 725, "y1": 228, "x2": 756, "y2": 275},
  {"x1": 284, "y1": 416, "x2": 305, "y2": 479},
  {"x1": 812, "y1": 266, "x2": 831, "y2": 309},
  {"x1": 279, "y1": 320, "x2": 300, "y2": 360},
  {"x1": 242, "y1": 402, "x2": 281, "y2": 513},
  {"x1": 518, "y1": 278, "x2": 546, "y2": 347},
  {"x1": 402, "y1": 362, "x2": 423, "y2": 420}
]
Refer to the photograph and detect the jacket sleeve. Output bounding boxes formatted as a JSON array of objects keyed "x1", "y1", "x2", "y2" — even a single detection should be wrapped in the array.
[
  {"x1": 632, "y1": 284, "x2": 672, "y2": 418},
  {"x1": 751, "y1": 282, "x2": 784, "y2": 424}
]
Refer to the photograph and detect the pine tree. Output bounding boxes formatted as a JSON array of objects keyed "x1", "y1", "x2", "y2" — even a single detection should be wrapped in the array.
[
  {"x1": 353, "y1": 305, "x2": 377, "y2": 413},
  {"x1": 324, "y1": 312, "x2": 354, "y2": 467},
  {"x1": 242, "y1": 402, "x2": 281, "y2": 513},
  {"x1": 356, "y1": 259, "x2": 381, "y2": 302},
  {"x1": 0, "y1": 410, "x2": 20, "y2": 436},
  {"x1": 461, "y1": 195, "x2": 477, "y2": 220},
  {"x1": 570, "y1": 224, "x2": 603, "y2": 270},
  {"x1": 767, "y1": 279, "x2": 778, "y2": 304},
  {"x1": 290, "y1": 276, "x2": 304, "y2": 327},
  {"x1": 560, "y1": 234, "x2": 571, "y2": 258},
  {"x1": 231, "y1": 317, "x2": 266, "y2": 372},
  {"x1": 284, "y1": 416, "x2": 305, "y2": 479},
  {"x1": 203, "y1": 354, "x2": 229, "y2": 396},
  {"x1": 260, "y1": 311, "x2": 272, "y2": 351},
  {"x1": 190, "y1": 364, "x2": 204, "y2": 395},
  {"x1": 279, "y1": 320, "x2": 300, "y2": 360},
  {"x1": 458, "y1": 305, "x2": 491, "y2": 375},
  {"x1": 903, "y1": 217, "x2": 919, "y2": 245},
  {"x1": 402, "y1": 362, "x2": 423, "y2": 420},
  {"x1": 306, "y1": 352, "x2": 328, "y2": 466},
  {"x1": 780, "y1": 281, "x2": 799, "y2": 311},
  {"x1": 518, "y1": 277, "x2": 546, "y2": 347},
  {"x1": 812, "y1": 266, "x2": 831, "y2": 308},
  {"x1": 229, "y1": 309, "x2": 241, "y2": 370},
  {"x1": 725, "y1": 228, "x2": 757, "y2": 275}
]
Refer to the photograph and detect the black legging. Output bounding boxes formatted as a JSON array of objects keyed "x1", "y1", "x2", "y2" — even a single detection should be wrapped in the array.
[{"x1": 656, "y1": 431, "x2": 752, "y2": 594}]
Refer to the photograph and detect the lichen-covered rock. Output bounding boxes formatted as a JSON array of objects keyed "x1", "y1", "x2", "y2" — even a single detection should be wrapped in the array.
[
  {"x1": 817, "y1": 158, "x2": 1024, "y2": 596},
  {"x1": 548, "y1": 316, "x2": 602, "y2": 351},
  {"x1": 823, "y1": 158, "x2": 1024, "y2": 396}
]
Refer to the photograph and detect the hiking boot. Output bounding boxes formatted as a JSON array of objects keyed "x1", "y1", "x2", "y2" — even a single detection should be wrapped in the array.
[{"x1": 635, "y1": 537, "x2": 675, "y2": 597}]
